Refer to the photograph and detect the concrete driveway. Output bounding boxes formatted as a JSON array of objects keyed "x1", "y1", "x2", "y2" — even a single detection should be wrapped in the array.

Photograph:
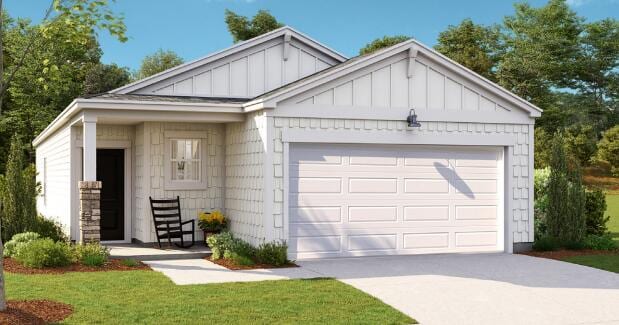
[{"x1": 298, "y1": 253, "x2": 619, "y2": 325}]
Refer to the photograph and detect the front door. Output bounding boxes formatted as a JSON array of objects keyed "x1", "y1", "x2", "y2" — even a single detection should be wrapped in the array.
[{"x1": 97, "y1": 149, "x2": 125, "y2": 241}]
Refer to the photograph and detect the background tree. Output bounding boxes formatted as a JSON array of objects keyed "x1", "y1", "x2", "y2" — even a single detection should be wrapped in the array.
[
  {"x1": 596, "y1": 126, "x2": 619, "y2": 176},
  {"x1": 132, "y1": 49, "x2": 183, "y2": 80},
  {"x1": 225, "y1": 9, "x2": 283, "y2": 43},
  {"x1": 435, "y1": 19, "x2": 502, "y2": 81},
  {"x1": 359, "y1": 35, "x2": 410, "y2": 55},
  {"x1": 0, "y1": 0, "x2": 127, "y2": 312},
  {"x1": 82, "y1": 63, "x2": 130, "y2": 95}
]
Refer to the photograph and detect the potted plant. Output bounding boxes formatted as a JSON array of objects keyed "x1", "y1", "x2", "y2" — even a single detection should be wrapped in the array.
[{"x1": 198, "y1": 210, "x2": 227, "y2": 246}]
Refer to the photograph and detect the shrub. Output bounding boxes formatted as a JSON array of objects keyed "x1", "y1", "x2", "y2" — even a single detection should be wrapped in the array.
[
  {"x1": 121, "y1": 258, "x2": 139, "y2": 267},
  {"x1": 532, "y1": 236, "x2": 560, "y2": 251},
  {"x1": 74, "y1": 243, "x2": 109, "y2": 267},
  {"x1": 228, "y1": 238, "x2": 256, "y2": 258},
  {"x1": 207, "y1": 232, "x2": 234, "y2": 260},
  {"x1": 546, "y1": 135, "x2": 586, "y2": 244},
  {"x1": 15, "y1": 238, "x2": 72, "y2": 268},
  {"x1": 585, "y1": 190, "x2": 609, "y2": 236},
  {"x1": 3, "y1": 232, "x2": 40, "y2": 257},
  {"x1": 596, "y1": 125, "x2": 619, "y2": 176},
  {"x1": 31, "y1": 215, "x2": 67, "y2": 242},
  {"x1": 583, "y1": 234, "x2": 618, "y2": 251},
  {"x1": 0, "y1": 136, "x2": 39, "y2": 241},
  {"x1": 534, "y1": 168, "x2": 551, "y2": 239},
  {"x1": 256, "y1": 241, "x2": 289, "y2": 266},
  {"x1": 564, "y1": 125, "x2": 598, "y2": 167},
  {"x1": 227, "y1": 252, "x2": 255, "y2": 266}
]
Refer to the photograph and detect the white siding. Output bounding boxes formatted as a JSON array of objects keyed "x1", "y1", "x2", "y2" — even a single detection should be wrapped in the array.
[
  {"x1": 224, "y1": 111, "x2": 267, "y2": 245},
  {"x1": 135, "y1": 39, "x2": 338, "y2": 98},
  {"x1": 290, "y1": 53, "x2": 517, "y2": 116},
  {"x1": 36, "y1": 125, "x2": 72, "y2": 235}
]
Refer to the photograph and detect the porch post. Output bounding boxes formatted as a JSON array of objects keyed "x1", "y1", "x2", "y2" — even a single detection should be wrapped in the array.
[{"x1": 79, "y1": 114, "x2": 101, "y2": 243}]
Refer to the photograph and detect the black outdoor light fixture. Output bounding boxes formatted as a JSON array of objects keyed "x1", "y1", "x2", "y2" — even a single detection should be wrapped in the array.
[{"x1": 407, "y1": 109, "x2": 421, "y2": 128}]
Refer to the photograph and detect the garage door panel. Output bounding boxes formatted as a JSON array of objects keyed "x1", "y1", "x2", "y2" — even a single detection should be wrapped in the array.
[
  {"x1": 348, "y1": 206, "x2": 397, "y2": 222},
  {"x1": 289, "y1": 144, "x2": 503, "y2": 259},
  {"x1": 290, "y1": 206, "x2": 342, "y2": 224}
]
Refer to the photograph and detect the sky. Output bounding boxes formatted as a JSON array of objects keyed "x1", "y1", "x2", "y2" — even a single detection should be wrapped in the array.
[{"x1": 4, "y1": 0, "x2": 619, "y2": 71}]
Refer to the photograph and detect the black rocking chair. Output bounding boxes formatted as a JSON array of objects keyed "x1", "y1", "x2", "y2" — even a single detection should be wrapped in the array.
[{"x1": 149, "y1": 196, "x2": 195, "y2": 248}]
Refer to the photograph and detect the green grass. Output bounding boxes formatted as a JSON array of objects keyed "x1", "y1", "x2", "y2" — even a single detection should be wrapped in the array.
[
  {"x1": 562, "y1": 255, "x2": 619, "y2": 273},
  {"x1": 6, "y1": 270, "x2": 415, "y2": 324},
  {"x1": 606, "y1": 194, "x2": 619, "y2": 244}
]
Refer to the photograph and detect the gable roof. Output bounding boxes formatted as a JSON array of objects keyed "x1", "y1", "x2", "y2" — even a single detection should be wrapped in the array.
[
  {"x1": 245, "y1": 39, "x2": 542, "y2": 117},
  {"x1": 111, "y1": 26, "x2": 347, "y2": 95}
]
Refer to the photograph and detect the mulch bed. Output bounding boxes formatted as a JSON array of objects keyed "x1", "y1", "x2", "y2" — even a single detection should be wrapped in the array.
[
  {"x1": 0, "y1": 300, "x2": 73, "y2": 324},
  {"x1": 4, "y1": 258, "x2": 151, "y2": 275},
  {"x1": 209, "y1": 258, "x2": 298, "y2": 270},
  {"x1": 520, "y1": 249, "x2": 619, "y2": 261}
]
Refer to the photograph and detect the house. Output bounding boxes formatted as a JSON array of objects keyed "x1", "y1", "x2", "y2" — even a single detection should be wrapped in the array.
[{"x1": 33, "y1": 26, "x2": 540, "y2": 259}]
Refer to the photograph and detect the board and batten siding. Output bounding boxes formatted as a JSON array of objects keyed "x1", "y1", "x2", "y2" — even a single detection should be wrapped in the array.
[
  {"x1": 287, "y1": 51, "x2": 518, "y2": 116},
  {"x1": 224, "y1": 111, "x2": 268, "y2": 246},
  {"x1": 36, "y1": 125, "x2": 72, "y2": 235},
  {"x1": 133, "y1": 39, "x2": 337, "y2": 98},
  {"x1": 271, "y1": 117, "x2": 533, "y2": 244}
]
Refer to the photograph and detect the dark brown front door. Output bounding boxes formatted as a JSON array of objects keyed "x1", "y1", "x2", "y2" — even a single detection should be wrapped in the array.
[{"x1": 97, "y1": 149, "x2": 124, "y2": 241}]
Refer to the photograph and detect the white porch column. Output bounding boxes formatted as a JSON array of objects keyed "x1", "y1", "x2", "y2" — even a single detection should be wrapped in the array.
[{"x1": 82, "y1": 114, "x2": 97, "y2": 181}]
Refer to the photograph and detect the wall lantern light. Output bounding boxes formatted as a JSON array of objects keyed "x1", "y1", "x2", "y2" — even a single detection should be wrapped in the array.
[{"x1": 407, "y1": 109, "x2": 421, "y2": 128}]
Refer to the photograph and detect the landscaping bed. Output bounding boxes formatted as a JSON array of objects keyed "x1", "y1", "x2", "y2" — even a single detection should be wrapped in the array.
[
  {"x1": 4, "y1": 257, "x2": 150, "y2": 275},
  {"x1": 209, "y1": 257, "x2": 298, "y2": 270},
  {"x1": 0, "y1": 300, "x2": 73, "y2": 324},
  {"x1": 521, "y1": 249, "x2": 618, "y2": 261}
]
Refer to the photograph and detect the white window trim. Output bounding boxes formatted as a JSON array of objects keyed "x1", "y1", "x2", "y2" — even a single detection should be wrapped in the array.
[{"x1": 164, "y1": 131, "x2": 208, "y2": 190}]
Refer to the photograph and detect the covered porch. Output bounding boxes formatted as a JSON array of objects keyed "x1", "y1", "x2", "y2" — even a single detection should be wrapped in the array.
[{"x1": 40, "y1": 93, "x2": 248, "y2": 244}]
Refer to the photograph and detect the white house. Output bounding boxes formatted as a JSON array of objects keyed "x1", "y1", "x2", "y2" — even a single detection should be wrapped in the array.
[{"x1": 33, "y1": 26, "x2": 540, "y2": 259}]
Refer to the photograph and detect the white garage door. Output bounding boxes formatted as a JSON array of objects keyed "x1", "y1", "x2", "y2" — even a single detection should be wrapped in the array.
[{"x1": 288, "y1": 144, "x2": 504, "y2": 259}]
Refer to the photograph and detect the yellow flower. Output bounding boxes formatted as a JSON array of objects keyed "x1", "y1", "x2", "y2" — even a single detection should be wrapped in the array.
[{"x1": 199, "y1": 210, "x2": 225, "y2": 224}]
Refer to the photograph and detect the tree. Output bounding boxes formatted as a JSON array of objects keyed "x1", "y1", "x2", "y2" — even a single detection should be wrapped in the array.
[
  {"x1": 82, "y1": 63, "x2": 130, "y2": 95},
  {"x1": 359, "y1": 35, "x2": 410, "y2": 56},
  {"x1": 596, "y1": 125, "x2": 619, "y2": 176},
  {"x1": 546, "y1": 135, "x2": 586, "y2": 244},
  {"x1": 497, "y1": 0, "x2": 583, "y2": 108},
  {"x1": 133, "y1": 49, "x2": 183, "y2": 80},
  {"x1": 0, "y1": 0, "x2": 127, "y2": 312},
  {"x1": 225, "y1": 9, "x2": 283, "y2": 43},
  {"x1": 0, "y1": 137, "x2": 38, "y2": 242},
  {"x1": 435, "y1": 19, "x2": 502, "y2": 81}
]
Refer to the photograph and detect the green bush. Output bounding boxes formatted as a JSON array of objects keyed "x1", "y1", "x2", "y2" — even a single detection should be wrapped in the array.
[
  {"x1": 546, "y1": 135, "x2": 586, "y2": 244},
  {"x1": 585, "y1": 190, "x2": 609, "y2": 236},
  {"x1": 0, "y1": 137, "x2": 39, "y2": 242},
  {"x1": 256, "y1": 241, "x2": 289, "y2": 266},
  {"x1": 227, "y1": 252, "x2": 255, "y2": 266},
  {"x1": 564, "y1": 125, "x2": 598, "y2": 167},
  {"x1": 15, "y1": 238, "x2": 72, "y2": 268},
  {"x1": 31, "y1": 215, "x2": 67, "y2": 242},
  {"x1": 228, "y1": 238, "x2": 256, "y2": 258},
  {"x1": 583, "y1": 234, "x2": 618, "y2": 251},
  {"x1": 532, "y1": 236, "x2": 560, "y2": 251},
  {"x1": 121, "y1": 258, "x2": 139, "y2": 267},
  {"x1": 534, "y1": 168, "x2": 551, "y2": 239},
  {"x1": 207, "y1": 232, "x2": 234, "y2": 260},
  {"x1": 596, "y1": 125, "x2": 619, "y2": 176},
  {"x1": 3, "y1": 232, "x2": 40, "y2": 257},
  {"x1": 74, "y1": 243, "x2": 109, "y2": 267}
]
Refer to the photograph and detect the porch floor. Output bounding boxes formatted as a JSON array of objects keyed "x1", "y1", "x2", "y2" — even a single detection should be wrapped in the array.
[{"x1": 106, "y1": 243, "x2": 211, "y2": 261}]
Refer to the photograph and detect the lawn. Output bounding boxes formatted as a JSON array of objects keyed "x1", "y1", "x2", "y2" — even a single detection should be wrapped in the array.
[
  {"x1": 6, "y1": 270, "x2": 415, "y2": 324},
  {"x1": 560, "y1": 194, "x2": 619, "y2": 273}
]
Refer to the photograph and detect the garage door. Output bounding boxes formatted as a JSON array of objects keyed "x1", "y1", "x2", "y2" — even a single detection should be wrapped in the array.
[{"x1": 288, "y1": 144, "x2": 504, "y2": 259}]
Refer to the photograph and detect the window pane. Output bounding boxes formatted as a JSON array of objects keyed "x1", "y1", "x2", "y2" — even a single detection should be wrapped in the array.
[
  {"x1": 191, "y1": 140, "x2": 200, "y2": 159},
  {"x1": 185, "y1": 161, "x2": 200, "y2": 181},
  {"x1": 171, "y1": 140, "x2": 178, "y2": 159}
]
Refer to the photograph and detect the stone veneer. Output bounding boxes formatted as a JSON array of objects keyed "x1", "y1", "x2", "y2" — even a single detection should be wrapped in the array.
[{"x1": 78, "y1": 180, "x2": 102, "y2": 243}]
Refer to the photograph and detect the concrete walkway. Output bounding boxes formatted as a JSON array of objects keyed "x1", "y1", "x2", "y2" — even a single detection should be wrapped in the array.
[
  {"x1": 145, "y1": 259, "x2": 321, "y2": 285},
  {"x1": 299, "y1": 253, "x2": 619, "y2": 325},
  {"x1": 107, "y1": 244, "x2": 211, "y2": 261}
]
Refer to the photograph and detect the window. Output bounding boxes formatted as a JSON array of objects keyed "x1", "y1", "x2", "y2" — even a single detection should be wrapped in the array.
[
  {"x1": 164, "y1": 131, "x2": 207, "y2": 190},
  {"x1": 170, "y1": 139, "x2": 201, "y2": 181}
]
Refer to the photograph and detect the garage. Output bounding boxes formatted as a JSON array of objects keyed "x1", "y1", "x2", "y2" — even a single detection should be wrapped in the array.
[{"x1": 288, "y1": 143, "x2": 505, "y2": 259}]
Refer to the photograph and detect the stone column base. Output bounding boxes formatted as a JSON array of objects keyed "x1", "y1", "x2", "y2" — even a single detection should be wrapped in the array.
[{"x1": 79, "y1": 181, "x2": 102, "y2": 243}]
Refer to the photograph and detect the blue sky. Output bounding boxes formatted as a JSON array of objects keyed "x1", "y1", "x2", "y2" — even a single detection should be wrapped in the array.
[{"x1": 5, "y1": 0, "x2": 619, "y2": 70}]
